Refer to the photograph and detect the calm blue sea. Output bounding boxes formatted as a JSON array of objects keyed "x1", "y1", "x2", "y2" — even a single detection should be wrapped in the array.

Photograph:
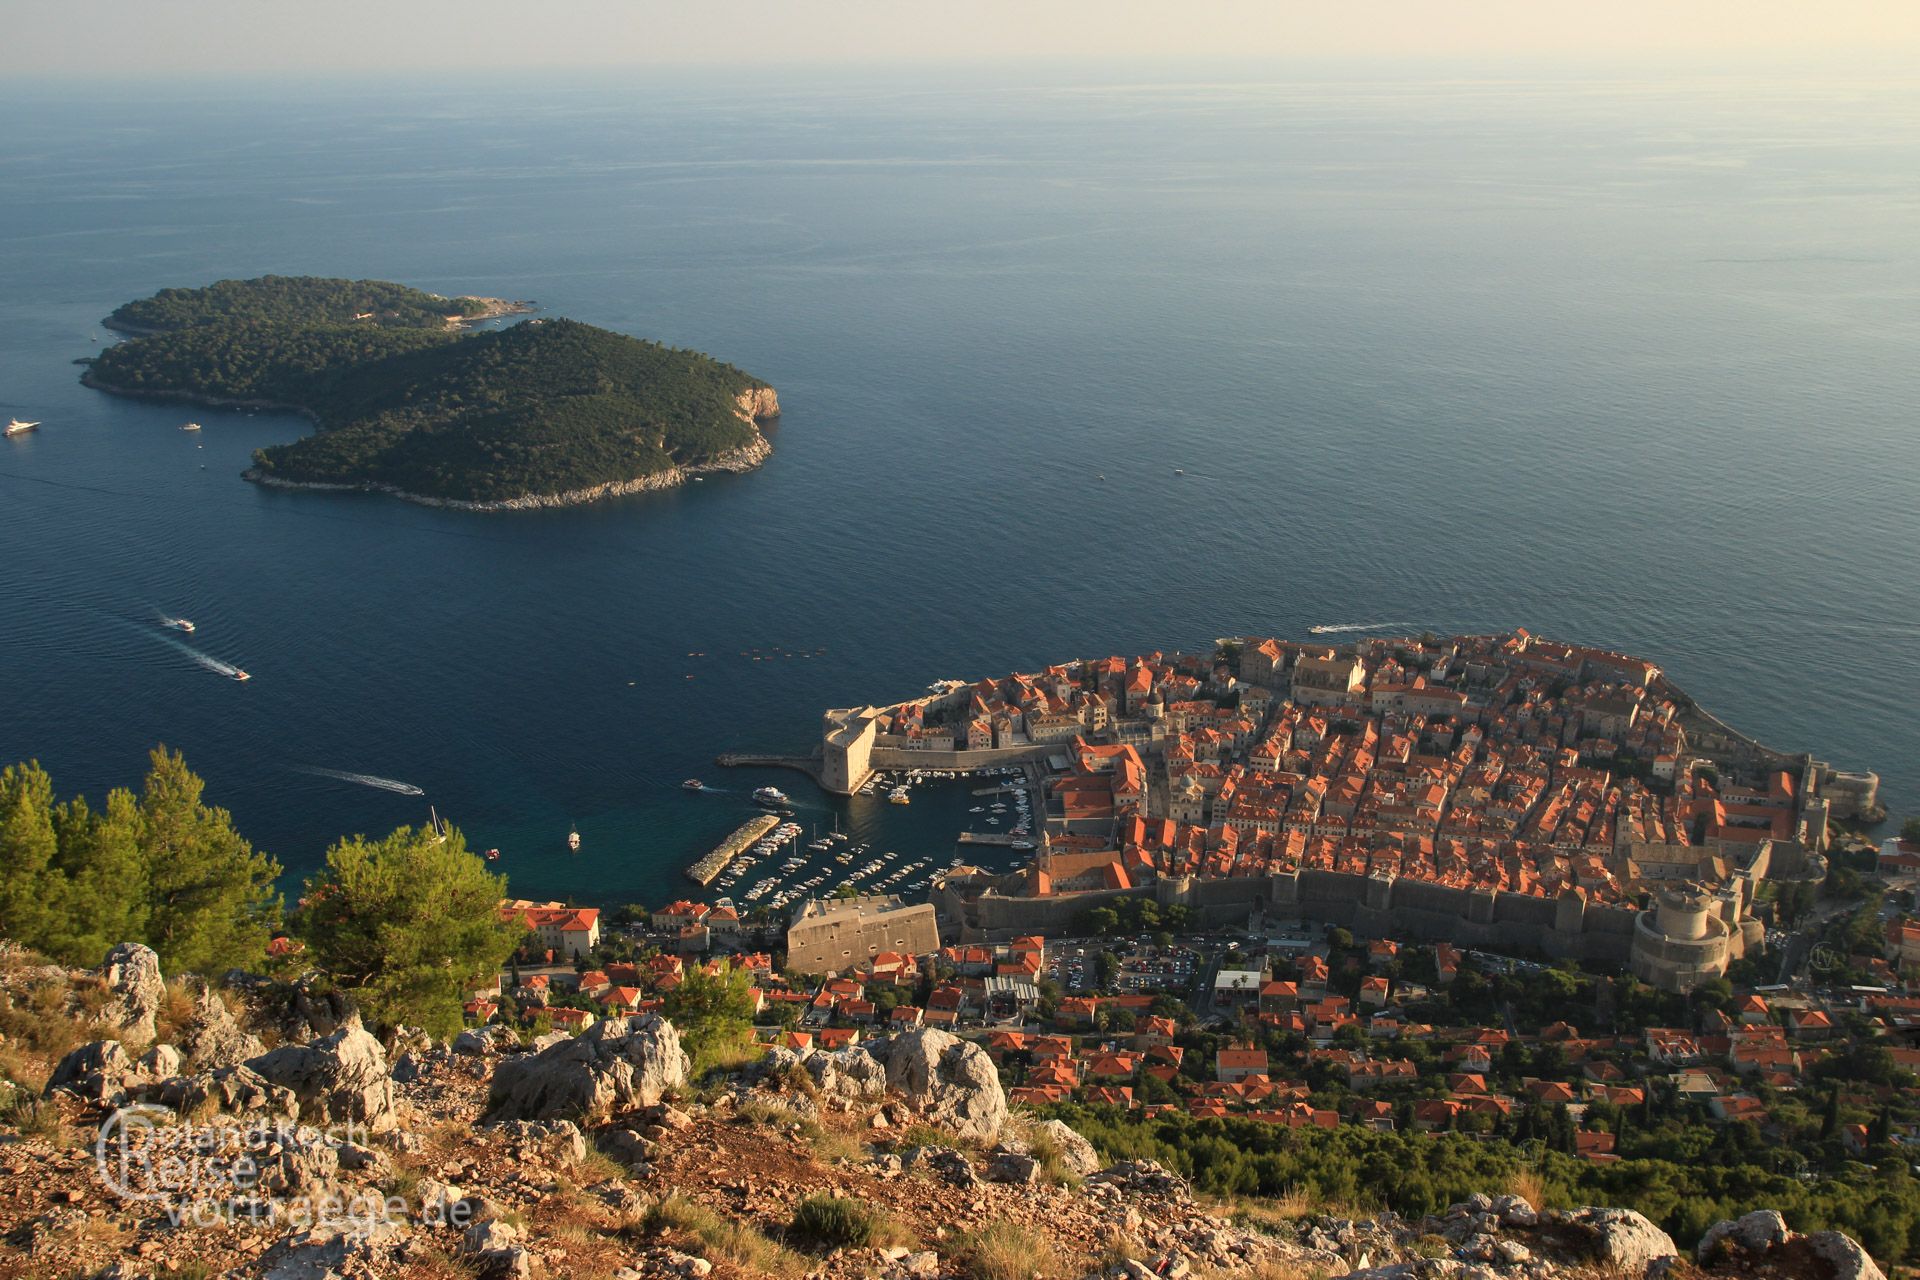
[{"x1": 1, "y1": 66, "x2": 1915, "y2": 907}]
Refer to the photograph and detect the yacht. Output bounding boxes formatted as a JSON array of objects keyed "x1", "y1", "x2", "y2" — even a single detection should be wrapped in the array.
[
  {"x1": 164, "y1": 617, "x2": 196, "y2": 633},
  {"x1": 681, "y1": 779, "x2": 706, "y2": 791},
  {"x1": 180, "y1": 422, "x2": 202, "y2": 432},
  {"x1": 752, "y1": 786, "x2": 790, "y2": 806},
  {"x1": 888, "y1": 787, "x2": 911, "y2": 805},
  {"x1": 4, "y1": 419, "x2": 39, "y2": 437},
  {"x1": 567, "y1": 828, "x2": 581, "y2": 852}
]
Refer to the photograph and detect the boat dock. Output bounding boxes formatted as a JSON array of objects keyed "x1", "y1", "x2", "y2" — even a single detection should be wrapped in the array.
[
  {"x1": 970, "y1": 783, "x2": 1028, "y2": 797},
  {"x1": 957, "y1": 831, "x2": 1027, "y2": 847},
  {"x1": 687, "y1": 814, "x2": 780, "y2": 886}
]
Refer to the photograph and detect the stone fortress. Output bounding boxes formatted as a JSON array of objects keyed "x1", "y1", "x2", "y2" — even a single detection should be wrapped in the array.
[{"x1": 815, "y1": 630, "x2": 1880, "y2": 991}]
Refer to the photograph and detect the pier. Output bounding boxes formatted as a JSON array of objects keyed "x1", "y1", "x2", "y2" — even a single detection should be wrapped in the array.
[
  {"x1": 970, "y1": 783, "x2": 1029, "y2": 797},
  {"x1": 687, "y1": 814, "x2": 780, "y2": 886},
  {"x1": 715, "y1": 751, "x2": 825, "y2": 785},
  {"x1": 957, "y1": 831, "x2": 1030, "y2": 847}
]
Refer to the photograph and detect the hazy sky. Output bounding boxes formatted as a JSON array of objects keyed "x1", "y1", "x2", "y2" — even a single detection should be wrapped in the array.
[{"x1": 9, "y1": 0, "x2": 1920, "y2": 77}]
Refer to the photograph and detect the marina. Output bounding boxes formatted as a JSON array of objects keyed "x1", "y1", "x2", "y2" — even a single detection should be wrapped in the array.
[{"x1": 686, "y1": 813, "x2": 779, "y2": 885}]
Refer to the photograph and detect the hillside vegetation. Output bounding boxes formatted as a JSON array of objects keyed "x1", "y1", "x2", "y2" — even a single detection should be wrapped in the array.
[
  {"x1": 84, "y1": 277, "x2": 777, "y2": 505},
  {"x1": 104, "y1": 273, "x2": 492, "y2": 332}
]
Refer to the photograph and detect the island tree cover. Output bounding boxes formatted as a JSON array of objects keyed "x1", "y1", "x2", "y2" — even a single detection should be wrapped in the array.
[
  {"x1": 85, "y1": 277, "x2": 774, "y2": 503},
  {"x1": 105, "y1": 274, "x2": 491, "y2": 332},
  {"x1": 294, "y1": 825, "x2": 521, "y2": 1039},
  {"x1": 0, "y1": 749, "x2": 282, "y2": 975}
]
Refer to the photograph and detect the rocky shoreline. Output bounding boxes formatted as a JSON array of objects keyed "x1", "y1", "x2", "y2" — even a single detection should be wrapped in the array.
[
  {"x1": 242, "y1": 433, "x2": 775, "y2": 512},
  {"x1": 81, "y1": 371, "x2": 780, "y2": 511}
]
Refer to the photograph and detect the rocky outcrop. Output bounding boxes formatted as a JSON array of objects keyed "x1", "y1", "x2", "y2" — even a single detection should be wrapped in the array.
[
  {"x1": 1029, "y1": 1117, "x2": 1102, "y2": 1177},
  {"x1": 877, "y1": 1027, "x2": 1007, "y2": 1142},
  {"x1": 177, "y1": 979, "x2": 266, "y2": 1068},
  {"x1": 99, "y1": 942, "x2": 165, "y2": 1049},
  {"x1": 246, "y1": 1023, "x2": 397, "y2": 1132},
  {"x1": 485, "y1": 1014, "x2": 689, "y2": 1123},
  {"x1": 1562, "y1": 1206, "x2": 1679, "y2": 1276},
  {"x1": 734, "y1": 385, "x2": 781, "y2": 421},
  {"x1": 142, "y1": 1064, "x2": 298, "y2": 1120},
  {"x1": 455, "y1": 1024, "x2": 521, "y2": 1056},
  {"x1": 1700, "y1": 1211, "x2": 1884, "y2": 1280},
  {"x1": 805, "y1": 1043, "x2": 888, "y2": 1101},
  {"x1": 43, "y1": 1039, "x2": 140, "y2": 1104}
]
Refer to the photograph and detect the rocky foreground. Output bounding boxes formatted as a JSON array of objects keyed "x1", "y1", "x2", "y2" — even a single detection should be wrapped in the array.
[{"x1": 0, "y1": 944, "x2": 1891, "y2": 1280}]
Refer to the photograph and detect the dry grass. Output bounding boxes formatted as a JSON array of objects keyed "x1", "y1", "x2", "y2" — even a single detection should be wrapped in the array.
[
  {"x1": 1022, "y1": 1123, "x2": 1083, "y2": 1187},
  {"x1": 1509, "y1": 1166, "x2": 1551, "y2": 1212},
  {"x1": 894, "y1": 1121, "x2": 965, "y2": 1150},
  {"x1": 1, "y1": 1090, "x2": 64, "y2": 1141},
  {"x1": 950, "y1": 1222, "x2": 1061, "y2": 1280},
  {"x1": 0, "y1": 977, "x2": 112, "y2": 1061},
  {"x1": 643, "y1": 1193, "x2": 804, "y2": 1276}
]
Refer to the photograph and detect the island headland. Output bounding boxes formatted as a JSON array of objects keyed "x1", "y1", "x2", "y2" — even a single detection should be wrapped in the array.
[{"x1": 80, "y1": 275, "x2": 779, "y2": 509}]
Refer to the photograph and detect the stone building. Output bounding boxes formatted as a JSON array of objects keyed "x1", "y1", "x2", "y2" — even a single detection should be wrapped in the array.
[{"x1": 786, "y1": 894, "x2": 940, "y2": 976}]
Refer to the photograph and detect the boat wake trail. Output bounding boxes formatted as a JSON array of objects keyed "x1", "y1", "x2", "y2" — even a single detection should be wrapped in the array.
[
  {"x1": 151, "y1": 630, "x2": 242, "y2": 678},
  {"x1": 1308, "y1": 621, "x2": 1422, "y2": 635},
  {"x1": 298, "y1": 767, "x2": 426, "y2": 797}
]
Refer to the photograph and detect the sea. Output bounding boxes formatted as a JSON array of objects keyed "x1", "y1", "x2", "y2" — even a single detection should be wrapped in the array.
[{"x1": 1, "y1": 64, "x2": 1916, "y2": 909}]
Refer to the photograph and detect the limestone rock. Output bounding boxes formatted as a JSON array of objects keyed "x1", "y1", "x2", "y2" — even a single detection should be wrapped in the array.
[
  {"x1": 261, "y1": 1221, "x2": 404, "y2": 1280},
  {"x1": 1699, "y1": 1210, "x2": 1789, "y2": 1260},
  {"x1": 878, "y1": 1027, "x2": 1007, "y2": 1141},
  {"x1": 1802, "y1": 1231, "x2": 1885, "y2": 1280},
  {"x1": 988, "y1": 1151, "x2": 1040, "y2": 1185},
  {"x1": 177, "y1": 979, "x2": 266, "y2": 1068},
  {"x1": 140, "y1": 1043, "x2": 183, "y2": 1078},
  {"x1": 1030, "y1": 1117, "x2": 1101, "y2": 1177},
  {"x1": 143, "y1": 1064, "x2": 298, "y2": 1120},
  {"x1": 43, "y1": 1039, "x2": 140, "y2": 1104},
  {"x1": 1566, "y1": 1206, "x2": 1678, "y2": 1276},
  {"x1": 806, "y1": 1044, "x2": 888, "y2": 1101},
  {"x1": 247, "y1": 1022, "x2": 397, "y2": 1132},
  {"x1": 486, "y1": 1014, "x2": 688, "y2": 1123},
  {"x1": 457, "y1": 1024, "x2": 522, "y2": 1056},
  {"x1": 99, "y1": 942, "x2": 165, "y2": 1049}
]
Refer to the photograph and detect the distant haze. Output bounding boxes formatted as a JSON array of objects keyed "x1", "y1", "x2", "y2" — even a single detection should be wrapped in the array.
[{"x1": 9, "y1": 0, "x2": 1920, "y2": 77}]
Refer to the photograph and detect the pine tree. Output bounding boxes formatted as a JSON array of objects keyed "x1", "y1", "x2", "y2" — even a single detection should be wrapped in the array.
[
  {"x1": 296, "y1": 823, "x2": 519, "y2": 1038},
  {"x1": 43, "y1": 788, "x2": 150, "y2": 964},
  {"x1": 0, "y1": 763, "x2": 59, "y2": 948},
  {"x1": 137, "y1": 747, "x2": 281, "y2": 974}
]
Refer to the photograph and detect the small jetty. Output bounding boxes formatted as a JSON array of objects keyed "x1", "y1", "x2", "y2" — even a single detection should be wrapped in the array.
[
  {"x1": 688, "y1": 814, "x2": 780, "y2": 886},
  {"x1": 957, "y1": 831, "x2": 1025, "y2": 847}
]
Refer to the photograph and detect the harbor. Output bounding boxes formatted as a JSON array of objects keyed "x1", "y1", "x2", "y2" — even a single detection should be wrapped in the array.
[{"x1": 685, "y1": 813, "x2": 779, "y2": 885}]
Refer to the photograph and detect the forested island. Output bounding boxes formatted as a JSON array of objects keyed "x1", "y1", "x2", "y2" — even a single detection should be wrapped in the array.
[{"x1": 81, "y1": 276, "x2": 780, "y2": 509}]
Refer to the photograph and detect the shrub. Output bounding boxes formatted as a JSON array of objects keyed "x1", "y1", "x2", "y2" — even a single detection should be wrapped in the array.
[{"x1": 788, "y1": 1193, "x2": 910, "y2": 1251}]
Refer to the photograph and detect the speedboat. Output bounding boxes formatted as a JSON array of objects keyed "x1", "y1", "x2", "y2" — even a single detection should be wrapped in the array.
[
  {"x1": 681, "y1": 779, "x2": 706, "y2": 791},
  {"x1": 180, "y1": 422, "x2": 202, "y2": 432},
  {"x1": 164, "y1": 617, "x2": 196, "y2": 633},
  {"x1": 567, "y1": 828, "x2": 581, "y2": 851},
  {"x1": 4, "y1": 419, "x2": 38, "y2": 437},
  {"x1": 485, "y1": 848, "x2": 500, "y2": 861},
  {"x1": 230, "y1": 669, "x2": 251, "y2": 682}
]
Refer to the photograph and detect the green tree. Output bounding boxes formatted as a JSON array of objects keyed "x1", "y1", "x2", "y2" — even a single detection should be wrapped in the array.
[
  {"x1": 1901, "y1": 817, "x2": 1920, "y2": 843},
  {"x1": 663, "y1": 961, "x2": 759, "y2": 1072},
  {"x1": 44, "y1": 788, "x2": 150, "y2": 963},
  {"x1": 297, "y1": 823, "x2": 516, "y2": 1037},
  {"x1": 0, "y1": 762, "x2": 59, "y2": 947},
  {"x1": 138, "y1": 748, "x2": 282, "y2": 975}
]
